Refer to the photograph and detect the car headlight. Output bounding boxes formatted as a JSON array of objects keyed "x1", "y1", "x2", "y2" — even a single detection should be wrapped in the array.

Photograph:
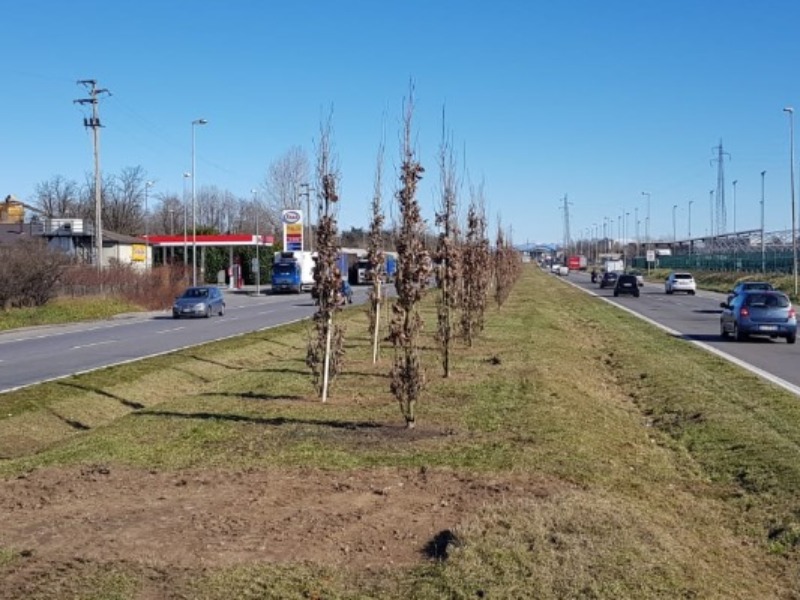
[{"x1": 195, "y1": 303, "x2": 206, "y2": 310}]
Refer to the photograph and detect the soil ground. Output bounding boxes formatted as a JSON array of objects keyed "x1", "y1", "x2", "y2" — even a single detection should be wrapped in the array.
[{"x1": 0, "y1": 464, "x2": 560, "y2": 597}]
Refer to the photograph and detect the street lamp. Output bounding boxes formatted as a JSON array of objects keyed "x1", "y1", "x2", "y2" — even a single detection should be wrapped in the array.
[
  {"x1": 300, "y1": 182, "x2": 313, "y2": 252},
  {"x1": 761, "y1": 170, "x2": 767, "y2": 273},
  {"x1": 144, "y1": 181, "x2": 154, "y2": 269},
  {"x1": 672, "y1": 204, "x2": 678, "y2": 242},
  {"x1": 641, "y1": 191, "x2": 651, "y2": 272},
  {"x1": 784, "y1": 106, "x2": 798, "y2": 296},
  {"x1": 732, "y1": 179, "x2": 738, "y2": 234},
  {"x1": 182, "y1": 172, "x2": 191, "y2": 268},
  {"x1": 709, "y1": 190, "x2": 715, "y2": 241},
  {"x1": 688, "y1": 200, "x2": 693, "y2": 238},
  {"x1": 191, "y1": 118, "x2": 208, "y2": 287},
  {"x1": 251, "y1": 188, "x2": 261, "y2": 295}
]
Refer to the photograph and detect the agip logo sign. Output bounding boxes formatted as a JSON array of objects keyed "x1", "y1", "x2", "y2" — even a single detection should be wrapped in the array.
[{"x1": 281, "y1": 210, "x2": 303, "y2": 225}]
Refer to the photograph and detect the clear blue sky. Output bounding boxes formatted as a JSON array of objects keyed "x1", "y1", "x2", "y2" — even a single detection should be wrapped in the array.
[{"x1": 4, "y1": 0, "x2": 800, "y2": 245}]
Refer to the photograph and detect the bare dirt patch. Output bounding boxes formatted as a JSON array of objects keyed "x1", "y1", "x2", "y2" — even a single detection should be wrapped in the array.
[{"x1": 0, "y1": 465, "x2": 562, "y2": 591}]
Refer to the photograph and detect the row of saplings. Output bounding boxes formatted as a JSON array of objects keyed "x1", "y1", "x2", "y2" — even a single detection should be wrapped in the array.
[{"x1": 304, "y1": 98, "x2": 523, "y2": 427}]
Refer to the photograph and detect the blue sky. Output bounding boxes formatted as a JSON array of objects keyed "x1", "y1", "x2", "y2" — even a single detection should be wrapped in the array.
[{"x1": 3, "y1": 0, "x2": 800, "y2": 245}]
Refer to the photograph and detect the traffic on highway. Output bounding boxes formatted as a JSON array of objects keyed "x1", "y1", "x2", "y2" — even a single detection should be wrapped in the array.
[{"x1": 551, "y1": 265, "x2": 800, "y2": 395}]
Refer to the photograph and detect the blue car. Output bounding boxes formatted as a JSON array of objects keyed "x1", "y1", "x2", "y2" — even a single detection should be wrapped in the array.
[
  {"x1": 172, "y1": 286, "x2": 226, "y2": 319},
  {"x1": 720, "y1": 290, "x2": 796, "y2": 343}
]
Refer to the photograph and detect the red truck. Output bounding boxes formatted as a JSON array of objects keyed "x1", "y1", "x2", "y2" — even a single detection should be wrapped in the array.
[{"x1": 567, "y1": 255, "x2": 587, "y2": 271}]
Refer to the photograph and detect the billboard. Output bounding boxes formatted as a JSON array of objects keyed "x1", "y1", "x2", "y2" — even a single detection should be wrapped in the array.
[{"x1": 282, "y1": 209, "x2": 304, "y2": 252}]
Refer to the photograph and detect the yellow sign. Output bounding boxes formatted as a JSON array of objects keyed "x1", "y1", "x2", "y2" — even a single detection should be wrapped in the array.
[{"x1": 131, "y1": 244, "x2": 146, "y2": 262}]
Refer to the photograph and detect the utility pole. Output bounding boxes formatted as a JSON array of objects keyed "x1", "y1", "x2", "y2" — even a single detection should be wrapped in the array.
[{"x1": 74, "y1": 80, "x2": 110, "y2": 270}]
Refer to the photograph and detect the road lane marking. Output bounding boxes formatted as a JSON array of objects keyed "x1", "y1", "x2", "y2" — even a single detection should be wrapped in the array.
[
  {"x1": 71, "y1": 340, "x2": 118, "y2": 350},
  {"x1": 156, "y1": 327, "x2": 186, "y2": 334}
]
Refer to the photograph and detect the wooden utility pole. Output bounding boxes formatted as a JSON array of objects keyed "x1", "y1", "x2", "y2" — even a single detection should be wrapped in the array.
[{"x1": 74, "y1": 80, "x2": 110, "y2": 270}]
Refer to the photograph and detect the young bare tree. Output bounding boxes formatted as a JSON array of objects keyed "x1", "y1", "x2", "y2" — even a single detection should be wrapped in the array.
[
  {"x1": 390, "y1": 90, "x2": 431, "y2": 428},
  {"x1": 493, "y1": 220, "x2": 521, "y2": 308},
  {"x1": 435, "y1": 119, "x2": 462, "y2": 377},
  {"x1": 367, "y1": 140, "x2": 386, "y2": 363},
  {"x1": 459, "y1": 183, "x2": 491, "y2": 346},
  {"x1": 305, "y1": 117, "x2": 345, "y2": 402}
]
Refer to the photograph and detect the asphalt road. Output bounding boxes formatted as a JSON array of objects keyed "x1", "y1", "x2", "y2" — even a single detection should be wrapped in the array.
[
  {"x1": 560, "y1": 269, "x2": 800, "y2": 394},
  {"x1": 0, "y1": 286, "x2": 372, "y2": 393}
]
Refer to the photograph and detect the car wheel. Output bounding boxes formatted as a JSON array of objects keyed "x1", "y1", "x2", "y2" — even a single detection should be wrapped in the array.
[
  {"x1": 788, "y1": 333, "x2": 797, "y2": 344},
  {"x1": 613, "y1": 291, "x2": 619, "y2": 297},
  {"x1": 720, "y1": 321, "x2": 729, "y2": 339},
  {"x1": 690, "y1": 290, "x2": 696, "y2": 296},
  {"x1": 734, "y1": 323, "x2": 746, "y2": 342},
  {"x1": 219, "y1": 303, "x2": 225, "y2": 316},
  {"x1": 173, "y1": 313, "x2": 180, "y2": 320},
  {"x1": 205, "y1": 306, "x2": 211, "y2": 318},
  {"x1": 633, "y1": 292, "x2": 640, "y2": 298}
]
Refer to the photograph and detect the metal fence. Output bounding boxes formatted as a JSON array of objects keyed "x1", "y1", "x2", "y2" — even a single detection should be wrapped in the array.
[{"x1": 621, "y1": 228, "x2": 797, "y2": 273}]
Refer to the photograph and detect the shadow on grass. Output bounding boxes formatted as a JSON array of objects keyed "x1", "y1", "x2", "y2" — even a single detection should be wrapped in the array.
[
  {"x1": 200, "y1": 391, "x2": 307, "y2": 402},
  {"x1": 58, "y1": 381, "x2": 145, "y2": 410},
  {"x1": 171, "y1": 365, "x2": 214, "y2": 383},
  {"x1": 134, "y1": 410, "x2": 383, "y2": 430},
  {"x1": 187, "y1": 354, "x2": 244, "y2": 371},
  {"x1": 257, "y1": 367, "x2": 310, "y2": 376}
]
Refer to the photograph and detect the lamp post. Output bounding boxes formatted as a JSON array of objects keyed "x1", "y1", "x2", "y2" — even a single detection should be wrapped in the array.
[
  {"x1": 144, "y1": 181, "x2": 154, "y2": 269},
  {"x1": 672, "y1": 204, "x2": 677, "y2": 243},
  {"x1": 251, "y1": 188, "x2": 260, "y2": 295},
  {"x1": 300, "y1": 182, "x2": 312, "y2": 252},
  {"x1": 624, "y1": 212, "x2": 630, "y2": 262},
  {"x1": 688, "y1": 200, "x2": 693, "y2": 238},
  {"x1": 191, "y1": 118, "x2": 208, "y2": 287},
  {"x1": 641, "y1": 191, "x2": 651, "y2": 272},
  {"x1": 709, "y1": 190, "x2": 715, "y2": 242},
  {"x1": 168, "y1": 208, "x2": 175, "y2": 263},
  {"x1": 732, "y1": 179, "x2": 738, "y2": 234},
  {"x1": 761, "y1": 170, "x2": 767, "y2": 274},
  {"x1": 784, "y1": 106, "x2": 798, "y2": 296},
  {"x1": 182, "y1": 172, "x2": 191, "y2": 268}
]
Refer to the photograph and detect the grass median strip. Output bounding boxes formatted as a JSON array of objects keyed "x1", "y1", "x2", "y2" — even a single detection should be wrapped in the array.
[{"x1": 1, "y1": 267, "x2": 799, "y2": 598}]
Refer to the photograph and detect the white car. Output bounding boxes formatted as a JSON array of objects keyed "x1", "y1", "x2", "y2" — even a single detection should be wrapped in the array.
[
  {"x1": 665, "y1": 272, "x2": 696, "y2": 295},
  {"x1": 558, "y1": 265, "x2": 569, "y2": 276}
]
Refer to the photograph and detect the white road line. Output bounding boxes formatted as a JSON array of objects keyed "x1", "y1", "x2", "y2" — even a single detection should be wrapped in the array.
[
  {"x1": 156, "y1": 327, "x2": 186, "y2": 334},
  {"x1": 71, "y1": 340, "x2": 118, "y2": 350}
]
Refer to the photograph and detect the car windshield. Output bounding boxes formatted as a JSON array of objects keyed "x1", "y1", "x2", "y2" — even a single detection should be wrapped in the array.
[
  {"x1": 274, "y1": 263, "x2": 295, "y2": 275},
  {"x1": 618, "y1": 275, "x2": 636, "y2": 283},
  {"x1": 182, "y1": 288, "x2": 208, "y2": 298},
  {"x1": 742, "y1": 283, "x2": 772, "y2": 290},
  {"x1": 747, "y1": 293, "x2": 790, "y2": 308},
  {"x1": 674, "y1": 274, "x2": 693, "y2": 280}
]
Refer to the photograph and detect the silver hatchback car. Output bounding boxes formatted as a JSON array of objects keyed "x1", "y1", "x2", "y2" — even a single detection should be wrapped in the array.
[{"x1": 172, "y1": 286, "x2": 226, "y2": 319}]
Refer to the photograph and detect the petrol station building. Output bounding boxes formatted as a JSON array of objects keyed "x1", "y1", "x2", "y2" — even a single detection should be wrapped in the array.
[{"x1": 145, "y1": 233, "x2": 274, "y2": 288}]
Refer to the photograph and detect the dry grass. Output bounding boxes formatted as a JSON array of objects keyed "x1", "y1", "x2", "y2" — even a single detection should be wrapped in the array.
[{"x1": 1, "y1": 267, "x2": 800, "y2": 598}]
